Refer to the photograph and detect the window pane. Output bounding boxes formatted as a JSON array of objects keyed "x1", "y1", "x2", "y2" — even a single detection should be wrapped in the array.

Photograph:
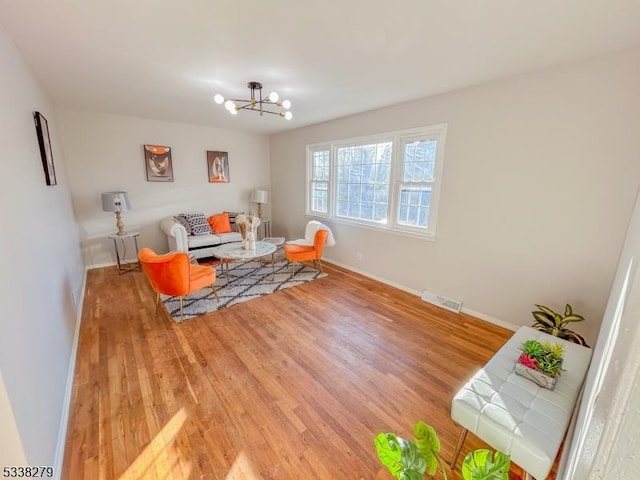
[
  {"x1": 373, "y1": 203, "x2": 388, "y2": 222},
  {"x1": 310, "y1": 182, "x2": 328, "y2": 213},
  {"x1": 312, "y1": 150, "x2": 330, "y2": 181},
  {"x1": 375, "y1": 185, "x2": 388, "y2": 204},
  {"x1": 397, "y1": 184, "x2": 431, "y2": 228},
  {"x1": 337, "y1": 183, "x2": 348, "y2": 201},
  {"x1": 403, "y1": 139, "x2": 437, "y2": 182},
  {"x1": 336, "y1": 142, "x2": 391, "y2": 223}
]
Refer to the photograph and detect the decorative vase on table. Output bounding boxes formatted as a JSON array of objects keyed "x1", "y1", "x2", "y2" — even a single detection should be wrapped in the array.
[{"x1": 244, "y1": 232, "x2": 256, "y2": 250}]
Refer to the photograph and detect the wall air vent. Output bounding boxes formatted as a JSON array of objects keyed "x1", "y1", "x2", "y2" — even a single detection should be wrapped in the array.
[{"x1": 420, "y1": 290, "x2": 463, "y2": 313}]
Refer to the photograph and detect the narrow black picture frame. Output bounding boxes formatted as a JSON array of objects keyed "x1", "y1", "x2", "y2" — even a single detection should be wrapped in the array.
[{"x1": 33, "y1": 111, "x2": 57, "y2": 186}]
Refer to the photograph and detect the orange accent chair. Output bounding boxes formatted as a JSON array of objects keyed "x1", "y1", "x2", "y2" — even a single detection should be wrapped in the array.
[
  {"x1": 138, "y1": 247, "x2": 218, "y2": 320},
  {"x1": 284, "y1": 229, "x2": 329, "y2": 276}
]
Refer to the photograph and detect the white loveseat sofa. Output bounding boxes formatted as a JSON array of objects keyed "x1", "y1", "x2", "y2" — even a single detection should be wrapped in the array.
[{"x1": 160, "y1": 216, "x2": 243, "y2": 259}]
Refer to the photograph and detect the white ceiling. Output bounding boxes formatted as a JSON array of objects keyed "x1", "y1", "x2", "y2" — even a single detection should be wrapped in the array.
[{"x1": 1, "y1": 0, "x2": 639, "y2": 135}]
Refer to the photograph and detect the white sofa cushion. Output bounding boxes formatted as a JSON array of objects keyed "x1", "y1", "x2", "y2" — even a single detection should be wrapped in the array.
[
  {"x1": 186, "y1": 232, "x2": 242, "y2": 248},
  {"x1": 187, "y1": 233, "x2": 222, "y2": 248}
]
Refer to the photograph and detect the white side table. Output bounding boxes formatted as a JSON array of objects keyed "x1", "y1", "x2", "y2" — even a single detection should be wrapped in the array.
[{"x1": 108, "y1": 232, "x2": 140, "y2": 274}]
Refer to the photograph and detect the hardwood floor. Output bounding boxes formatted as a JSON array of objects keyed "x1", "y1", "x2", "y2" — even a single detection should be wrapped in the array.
[{"x1": 62, "y1": 262, "x2": 534, "y2": 479}]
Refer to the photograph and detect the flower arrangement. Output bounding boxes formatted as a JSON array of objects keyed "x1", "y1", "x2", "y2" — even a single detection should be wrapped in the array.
[{"x1": 515, "y1": 340, "x2": 565, "y2": 389}]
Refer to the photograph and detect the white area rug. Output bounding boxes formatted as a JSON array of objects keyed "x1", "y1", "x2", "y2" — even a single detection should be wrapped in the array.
[{"x1": 161, "y1": 259, "x2": 326, "y2": 322}]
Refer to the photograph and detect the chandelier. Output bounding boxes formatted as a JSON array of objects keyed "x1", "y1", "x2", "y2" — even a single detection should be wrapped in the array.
[{"x1": 214, "y1": 81, "x2": 292, "y2": 120}]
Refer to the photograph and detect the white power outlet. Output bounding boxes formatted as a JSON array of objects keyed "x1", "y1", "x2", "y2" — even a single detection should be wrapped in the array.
[
  {"x1": 71, "y1": 292, "x2": 77, "y2": 306},
  {"x1": 356, "y1": 252, "x2": 363, "y2": 261}
]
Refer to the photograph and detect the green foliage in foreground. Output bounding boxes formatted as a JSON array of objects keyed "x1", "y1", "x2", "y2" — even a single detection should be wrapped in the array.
[{"x1": 375, "y1": 421, "x2": 510, "y2": 479}]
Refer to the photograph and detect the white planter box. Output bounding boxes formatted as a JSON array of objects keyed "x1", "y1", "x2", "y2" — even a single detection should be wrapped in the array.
[{"x1": 514, "y1": 363, "x2": 558, "y2": 390}]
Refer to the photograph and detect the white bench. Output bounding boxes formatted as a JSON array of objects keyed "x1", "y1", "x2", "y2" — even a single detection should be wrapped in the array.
[{"x1": 450, "y1": 326, "x2": 592, "y2": 479}]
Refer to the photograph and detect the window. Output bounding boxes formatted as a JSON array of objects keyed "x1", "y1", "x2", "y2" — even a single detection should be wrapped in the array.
[
  {"x1": 309, "y1": 148, "x2": 330, "y2": 214},
  {"x1": 336, "y1": 141, "x2": 391, "y2": 223},
  {"x1": 306, "y1": 124, "x2": 447, "y2": 238}
]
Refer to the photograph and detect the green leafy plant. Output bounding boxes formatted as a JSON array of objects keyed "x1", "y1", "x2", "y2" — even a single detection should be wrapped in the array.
[
  {"x1": 374, "y1": 421, "x2": 446, "y2": 480},
  {"x1": 531, "y1": 304, "x2": 589, "y2": 346},
  {"x1": 461, "y1": 449, "x2": 511, "y2": 480},
  {"x1": 374, "y1": 421, "x2": 510, "y2": 480},
  {"x1": 518, "y1": 339, "x2": 564, "y2": 378},
  {"x1": 542, "y1": 341, "x2": 565, "y2": 358}
]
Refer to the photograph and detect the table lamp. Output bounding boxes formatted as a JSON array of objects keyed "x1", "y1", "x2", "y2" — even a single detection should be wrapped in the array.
[
  {"x1": 101, "y1": 191, "x2": 130, "y2": 235},
  {"x1": 250, "y1": 189, "x2": 268, "y2": 219}
]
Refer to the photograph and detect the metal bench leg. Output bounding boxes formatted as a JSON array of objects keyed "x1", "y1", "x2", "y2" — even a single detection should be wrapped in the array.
[{"x1": 450, "y1": 427, "x2": 468, "y2": 469}]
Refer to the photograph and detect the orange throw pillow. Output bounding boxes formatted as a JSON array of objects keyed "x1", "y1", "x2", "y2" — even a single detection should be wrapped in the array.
[{"x1": 208, "y1": 213, "x2": 232, "y2": 233}]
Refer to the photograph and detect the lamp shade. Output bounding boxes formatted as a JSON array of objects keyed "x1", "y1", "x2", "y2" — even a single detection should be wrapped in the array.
[
  {"x1": 250, "y1": 189, "x2": 268, "y2": 204},
  {"x1": 101, "y1": 191, "x2": 130, "y2": 212}
]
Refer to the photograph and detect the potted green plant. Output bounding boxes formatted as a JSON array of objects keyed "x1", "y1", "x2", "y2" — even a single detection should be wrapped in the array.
[
  {"x1": 531, "y1": 304, "x2": 589, "y2": 346},
  {"x1": 374, "y1": 422, "x2": 444, "y2": 479},
  {"x1": 515, "y1": 340, "x2": 564, "y2": 389},
  {"x1": 460, "y1": 449, "x2": 511, "y2": 480},
  {"x1": 374, "y1": 421, "x2": 510, "y2": 480}
]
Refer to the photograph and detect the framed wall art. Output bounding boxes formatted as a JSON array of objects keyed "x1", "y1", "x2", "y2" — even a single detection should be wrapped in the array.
[
  {"x1": 144, "y1": 145, "x2": 173, "y2": 182},
  {"x1": 207, "y1": 151, "x2": 229, "y2": 183},
  {"x1": 33, "y1": 111, "x2": 57, "y2": 186}
]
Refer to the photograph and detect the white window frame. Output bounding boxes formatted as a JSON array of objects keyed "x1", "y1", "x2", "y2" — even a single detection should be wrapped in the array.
[
  {"x1": 305, "y1": 124, "x2": 447, "y2": 240},
  {"x1": 307, "y1": 146, "x2": 331, "y2": 215}
]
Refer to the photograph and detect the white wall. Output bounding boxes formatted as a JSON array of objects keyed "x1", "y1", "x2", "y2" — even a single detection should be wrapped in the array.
[
  {"x1": 0, "y1": 23, "x2": 84, "y2": 467},
  {"x1": 57, "y1": 111, "x2": 271, "y2": 267},
  {"x1": 0, "y1": 371, "x2": 27, "y2": 467},
  {"x1": 559, "y1": 187, "x2": 640, "y2": 479},
  {"x1": 270, "y1": 48, "x2": 640, "y2": 345}
]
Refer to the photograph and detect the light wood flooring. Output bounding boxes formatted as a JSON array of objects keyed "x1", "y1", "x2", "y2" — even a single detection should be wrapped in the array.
[{"x1": 62, "y1": 261, "x2": 540, "y2": 479}]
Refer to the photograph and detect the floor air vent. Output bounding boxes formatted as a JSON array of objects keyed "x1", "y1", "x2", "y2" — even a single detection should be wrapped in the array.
[{"x1": 420, "y1": 290, "x2": 463, "y2": 313}]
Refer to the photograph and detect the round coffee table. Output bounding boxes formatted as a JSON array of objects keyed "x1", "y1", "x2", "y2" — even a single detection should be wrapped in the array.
[{"x1": 210, "y1": 241, "x2": 277, "y2": 278}]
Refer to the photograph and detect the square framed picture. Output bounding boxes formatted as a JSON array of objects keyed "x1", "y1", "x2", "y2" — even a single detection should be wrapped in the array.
[
  {"x1": 33, "y1": 111, "x2": 56, "y2": 186},
  {"x1": 207, "y1": 151, "x2": 229, "y2": 183},
  {"x1": 144, "y1": 145, "x2": 173, "y2": 182}
]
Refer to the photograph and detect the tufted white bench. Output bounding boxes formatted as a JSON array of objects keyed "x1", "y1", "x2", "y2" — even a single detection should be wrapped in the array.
[{"x1": 450, "y1": 326, "x2": 592, "y2": 479}]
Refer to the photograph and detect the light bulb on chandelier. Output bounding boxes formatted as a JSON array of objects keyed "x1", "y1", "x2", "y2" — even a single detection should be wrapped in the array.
[{"x1": 214, "y1": 81, "x2": 293, "y2": 120}]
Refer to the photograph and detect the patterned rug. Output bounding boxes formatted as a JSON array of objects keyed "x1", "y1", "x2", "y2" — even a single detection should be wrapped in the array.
[{"x1": 161, "y1": 259, "x2": 326, "y2": 322}]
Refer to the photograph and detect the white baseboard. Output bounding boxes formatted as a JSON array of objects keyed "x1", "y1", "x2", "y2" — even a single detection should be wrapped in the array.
[
  {"x1": 326, "y1": 257, "x2": 422, "y2": 296},
  {"x1": 87, "y1": 261, "x2": 116, "y2": 270},
  {"x1": 460, "y1": 307, "x2": 518, "y2": 331},
  {"x1": 52, "y1": 267, "x2": 88, "y2": 479},
  {"x1": 325, "y1": 257, "x2": 519, "y2": 332}
]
